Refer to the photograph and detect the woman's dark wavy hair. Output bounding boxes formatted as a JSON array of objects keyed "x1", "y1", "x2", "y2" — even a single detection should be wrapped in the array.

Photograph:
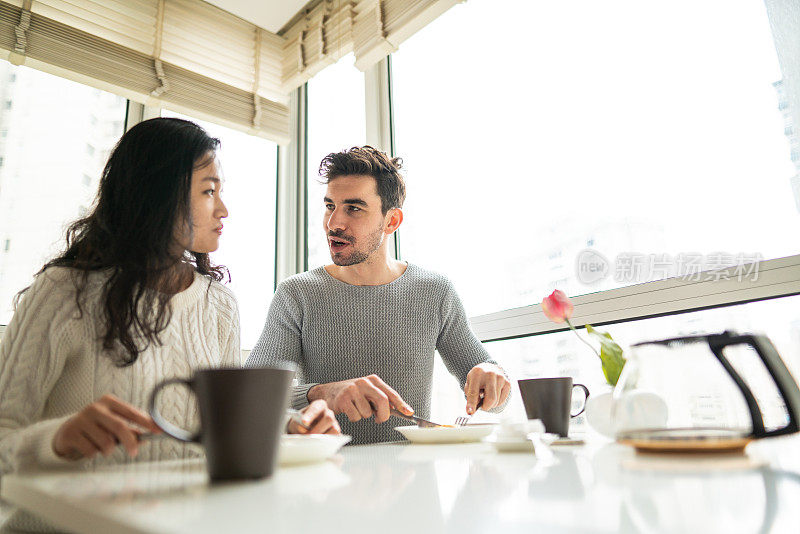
[{"x1": 15, "y1": 117, "x2": 227, "y2": 366}]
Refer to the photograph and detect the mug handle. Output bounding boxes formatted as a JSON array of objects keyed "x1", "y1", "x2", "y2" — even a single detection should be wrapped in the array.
[
  {"x1": 148, "y1": 378, "x2": 201, "y2": 443},
  {"x1": 570, "y1": 384, "x2": 590, "y2": 417}
]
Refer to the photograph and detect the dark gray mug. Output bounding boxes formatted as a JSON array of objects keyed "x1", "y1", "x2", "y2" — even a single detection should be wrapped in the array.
[
  {"x1": 518, "y1": 377, "x2": 590, "y2": 437},
  {"x1": 149, "y1": 366, "x2": 294, "y2": 481}
]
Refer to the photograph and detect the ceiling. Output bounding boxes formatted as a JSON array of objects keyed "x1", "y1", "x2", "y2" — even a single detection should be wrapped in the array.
[{"x1": 202, "y1": 0, "x2": 311, "y2": 34}]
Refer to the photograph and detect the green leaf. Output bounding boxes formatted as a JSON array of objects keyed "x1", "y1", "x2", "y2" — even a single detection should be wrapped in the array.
[{"x1": 586, "y1": 324, "x2": 627, "y2": 386}]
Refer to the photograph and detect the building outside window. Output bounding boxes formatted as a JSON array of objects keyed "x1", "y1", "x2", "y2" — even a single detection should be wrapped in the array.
[{"x1": 0, "y1": 61, "x2": 126, "y2": 324}]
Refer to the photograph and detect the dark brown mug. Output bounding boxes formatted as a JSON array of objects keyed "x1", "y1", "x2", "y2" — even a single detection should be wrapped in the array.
[
  {"x1": 148, "y1": 366, "x2": 294, "y2": 481},
  {"x1": 518, "y1": 377, "x2": 590, "y2": 437}
]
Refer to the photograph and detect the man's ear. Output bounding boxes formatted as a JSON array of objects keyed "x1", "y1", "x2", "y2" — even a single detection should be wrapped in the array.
[{"x1": 385, "y1": 208, "x2": 403, "y2": 234}]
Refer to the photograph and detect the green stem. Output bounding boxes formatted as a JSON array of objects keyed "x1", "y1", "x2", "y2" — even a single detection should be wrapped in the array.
[{"x1": 565, "y1": 318, "x2": 600, "y2": 358}]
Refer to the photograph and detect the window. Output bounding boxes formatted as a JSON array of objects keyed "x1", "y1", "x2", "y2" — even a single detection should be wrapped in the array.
[
  {"x1": 161, "y1": 111, "x2": 278, "y2": 350},
  {"x1": 392, "y1": 0, "x2": 795, "y2": 317},
  {"x1": 0, "y1": 61, "x2": 126, "y2": 324},
  {"x1": 306, "y1": 55, "x2": 366, "y2": 269}
]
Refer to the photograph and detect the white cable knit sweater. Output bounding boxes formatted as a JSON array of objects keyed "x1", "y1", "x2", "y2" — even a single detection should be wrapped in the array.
[{"x1": 0, "y1": 266, "x2": 240, "y2": 476}]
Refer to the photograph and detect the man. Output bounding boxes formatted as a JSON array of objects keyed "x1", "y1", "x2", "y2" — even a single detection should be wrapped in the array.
[{"x1": 247, "y1": 146, "x2": 510, "y2": 444}]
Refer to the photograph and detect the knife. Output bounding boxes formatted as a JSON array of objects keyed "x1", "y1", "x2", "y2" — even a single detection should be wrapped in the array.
[{"x1": 390, "y1": 407, "x2": 447, "y2": 428}]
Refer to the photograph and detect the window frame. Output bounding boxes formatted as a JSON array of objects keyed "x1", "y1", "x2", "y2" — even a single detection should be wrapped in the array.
[
  {"x1": 471, "y1": 255, "x2": 800, "y2": 342},
  {"x1": 276, "y1": 85, "x2": 308, "y2": 283}
]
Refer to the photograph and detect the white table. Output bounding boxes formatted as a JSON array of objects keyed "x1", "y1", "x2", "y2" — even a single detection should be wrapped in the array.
[{"x1": 3, "y1": 435, "x2": 800, "y2": 533}]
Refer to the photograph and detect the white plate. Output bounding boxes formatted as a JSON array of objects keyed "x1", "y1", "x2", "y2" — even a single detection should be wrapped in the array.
[
  {"x1": 395, "y1": 424, "x2": 495, "y2": 444},
  {"x1": 277, "y1": 434, "x2": 351, "y2": 466}
]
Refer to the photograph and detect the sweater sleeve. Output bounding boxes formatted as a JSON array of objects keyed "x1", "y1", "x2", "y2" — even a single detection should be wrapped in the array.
[
  {"x1": 219, "y1": 291, "x2": 242, "y2": 369},
  {"x1": 246, "y1": 282, "x2": 313, "y2": 409},
  {"x1": 435, "y1": 278, "x2": 510, "y2": 413},
  {"x1": 0, "y1": 272, "x2": 75, "y2": 474}
]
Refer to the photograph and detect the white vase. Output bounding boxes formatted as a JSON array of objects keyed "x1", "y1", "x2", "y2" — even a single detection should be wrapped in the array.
[{"x1": 585, "y1": 390, "x2": 668, "y2": 438}]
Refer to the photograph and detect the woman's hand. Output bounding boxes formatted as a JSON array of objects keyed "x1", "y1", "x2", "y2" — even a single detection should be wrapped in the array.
[
  {"x1": 287, "y1": 400, "x2": 341, "y2": 435},
  {"x1": 53, "y1": 394, "x2": 161, "y2": 460}
]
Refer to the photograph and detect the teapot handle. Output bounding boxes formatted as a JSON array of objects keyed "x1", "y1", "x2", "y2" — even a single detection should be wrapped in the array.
[{"x1": 708, "y1": 331, "x2": 800, "y2": 439}]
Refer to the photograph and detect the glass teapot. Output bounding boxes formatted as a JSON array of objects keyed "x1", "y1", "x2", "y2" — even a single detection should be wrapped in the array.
[{"x1": 612, "y1": 331, "x2": 800, "y2": 452}]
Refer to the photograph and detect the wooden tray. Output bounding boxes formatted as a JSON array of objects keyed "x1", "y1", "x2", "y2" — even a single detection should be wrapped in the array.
[{"x1": 617, "y1": 427, "x2": 753, "y2": 454}]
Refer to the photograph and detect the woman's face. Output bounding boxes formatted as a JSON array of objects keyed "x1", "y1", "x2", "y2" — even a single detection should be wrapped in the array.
[{"x1": 188, "y1": 154, "x2": 228, "y2": 253}]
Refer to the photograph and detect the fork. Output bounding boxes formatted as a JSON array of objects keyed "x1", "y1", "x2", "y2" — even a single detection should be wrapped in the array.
[{"x1": 455, "y1": 395, "x2": 484, "y2": 426}]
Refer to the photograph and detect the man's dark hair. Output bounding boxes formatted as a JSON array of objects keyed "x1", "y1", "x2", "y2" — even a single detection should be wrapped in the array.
[{"x1": 319, "y1": 146, "x2": 405, "y2": 214}]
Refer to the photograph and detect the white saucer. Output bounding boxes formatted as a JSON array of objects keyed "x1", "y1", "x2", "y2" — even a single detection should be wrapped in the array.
[
  {"x1": 486, "y1": 434, "x2": 585, "y2": 452},
  {"x1": 395, "y1": 424, "x2": 495, "y2": 444},
  {"x1": 485, "y1": 436, "x2": 535, "y2": 453},
  {"x1": 278, "y1": 434, "x2": 351, "y2": 466}
]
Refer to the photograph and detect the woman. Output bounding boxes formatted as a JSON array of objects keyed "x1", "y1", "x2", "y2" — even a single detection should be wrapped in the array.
[{"x1": 0, "y1": 118, "x2": 338, "y2": 475}]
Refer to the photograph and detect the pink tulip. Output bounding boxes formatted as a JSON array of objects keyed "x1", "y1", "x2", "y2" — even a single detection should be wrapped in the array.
[{"x1": 541, "y1": 290, "x2": 574, "y2": 323}]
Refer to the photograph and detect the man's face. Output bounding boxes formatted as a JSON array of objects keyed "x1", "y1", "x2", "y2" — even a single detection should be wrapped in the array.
[{"x1": 323, "y1": 175, "x2": 389, "y2": 266}]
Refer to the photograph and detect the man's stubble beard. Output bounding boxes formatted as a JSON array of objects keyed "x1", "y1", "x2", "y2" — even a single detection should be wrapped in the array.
[{"x1": 331, "y1": 224, "x2": 385, "y2": 266}]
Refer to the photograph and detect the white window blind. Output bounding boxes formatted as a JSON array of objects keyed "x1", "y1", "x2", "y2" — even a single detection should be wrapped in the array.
[
  {"x1": 352, "y1": 0, "x2": 462, "y2": 70},
  {"x1": 0, "y1": 0, "x2": 461, "y2": 140},
  {"x1": 281, "y1": 0, "x2": 355, "y2": 92},
  {"x1": 281, "y1": 0, "x2": 462, "y2": 90},
  {"x1": 0, "y1": 0, "x2": 290, "y2": 143}
]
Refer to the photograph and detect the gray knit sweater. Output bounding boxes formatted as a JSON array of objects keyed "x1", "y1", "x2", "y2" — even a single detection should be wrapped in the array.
[{"x1": 246, "y1": 263, "x2": 506, "y2": 444}]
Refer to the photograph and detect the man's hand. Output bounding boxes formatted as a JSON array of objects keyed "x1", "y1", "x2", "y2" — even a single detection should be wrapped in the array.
[
  {"x1": 464, "y1": 363, "x2": 511, "y2": 414},
  {"x1": 288, "y1": 400, "x2": 341, "y2": 435},
  {"x1": 308, "y1": 375, "x2": 414, "y2": 424},
  {"x1": 53, "y1": 394, "x2": 161, "y2": 461}
]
